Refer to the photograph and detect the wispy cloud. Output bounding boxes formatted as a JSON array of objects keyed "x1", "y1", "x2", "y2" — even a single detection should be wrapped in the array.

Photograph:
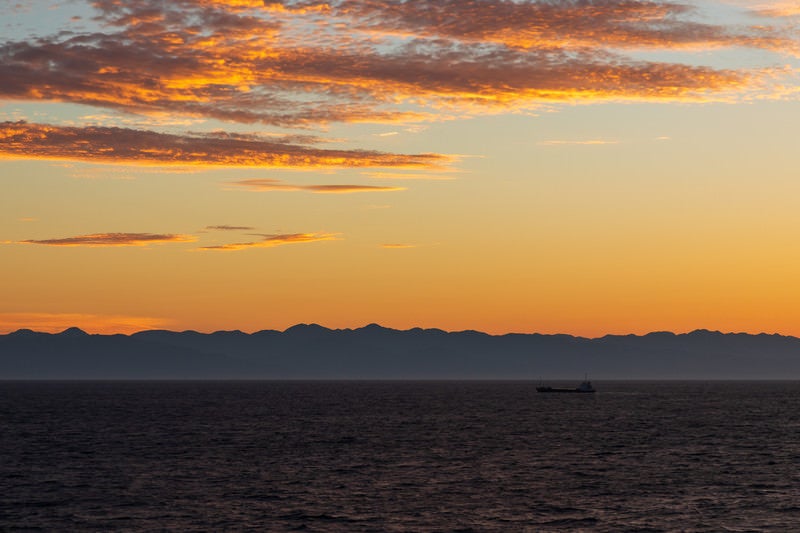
[
  {"x1": 16, "y1": 233, "x2": 195, "y2": 247},
  {"x1": 734, "y1": 1, "x2": 800, "y2": 18},
  {"x1": 0, "y1": 121, "x2": 448, "y2": 169},
  {"x1": 206, "y1": 225, "x2": 256, "y2": 231},
  {"x1": 381, "y1": 243, "x2": 417, "y2": 249},
  {"x1": 538, "y1": 139, "x2": 621, "y2": 146},
  {"x1": 362, "y1": 171, "x2": 455, "y2": 180},
  {"x1": 199, "y1": 232, "x2": 340, "y2": 251},
  {"x1": 232, "y1": 178, "x2": 406, "y2": 193}
]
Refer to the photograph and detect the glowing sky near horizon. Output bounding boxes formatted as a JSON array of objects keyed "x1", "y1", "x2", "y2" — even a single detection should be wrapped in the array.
[{"x1": 1, "y1": 0, "x2": 799, "y2": 336}]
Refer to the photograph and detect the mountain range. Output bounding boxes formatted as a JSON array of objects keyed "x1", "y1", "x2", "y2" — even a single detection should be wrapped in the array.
[{"x1": 2, "y1": 324, "x2": 800, "y2": 379}]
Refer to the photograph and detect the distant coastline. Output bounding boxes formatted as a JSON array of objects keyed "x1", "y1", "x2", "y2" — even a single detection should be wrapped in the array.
[{"x1": 2, "y1": 324, "x2": 800, "y2": 380}]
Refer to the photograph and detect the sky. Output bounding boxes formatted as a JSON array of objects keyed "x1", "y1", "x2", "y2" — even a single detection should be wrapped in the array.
[{"x1": 1, "y1": 0, "x2": 799, "y2": 337}]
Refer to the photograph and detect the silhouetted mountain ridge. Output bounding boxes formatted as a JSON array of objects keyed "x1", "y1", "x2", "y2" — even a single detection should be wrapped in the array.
[{"x1": 2, "y1": 325, "x2": 800, "y2": 379}]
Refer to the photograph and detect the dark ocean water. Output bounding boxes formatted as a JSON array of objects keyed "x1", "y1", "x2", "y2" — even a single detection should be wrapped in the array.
[{"x1": 1, "y1": 381, "x2": 799, "y2": 531}]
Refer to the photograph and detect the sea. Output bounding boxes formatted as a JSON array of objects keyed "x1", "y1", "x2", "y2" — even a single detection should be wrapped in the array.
[{"x1": 1, "y1": 381, "x2": 799, "y2": 531}]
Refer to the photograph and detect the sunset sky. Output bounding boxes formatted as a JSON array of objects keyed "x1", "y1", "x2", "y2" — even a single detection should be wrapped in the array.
[{"x1": 2, "y1": 0, "x2": 799, "y2": 336}]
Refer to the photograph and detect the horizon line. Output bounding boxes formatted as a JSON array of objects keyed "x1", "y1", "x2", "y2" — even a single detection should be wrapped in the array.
[{"x1": 2, "y1": 323, "x2": 795, "y2": 341}]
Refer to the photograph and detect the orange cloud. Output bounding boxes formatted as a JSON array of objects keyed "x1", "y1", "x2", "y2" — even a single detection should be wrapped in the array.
[
  {"x1": 199, "y1": 232, "x2": 340, "y2": 251},
  {"x1": 341, "y1": 0, "x2": 726, "y2": 50},
  {"x1": 231, "y1": 178, "x2": 406, "y2": 193},
  {"x1": 0, "y1": 312, "x2": 172, "y2": 334},
  {"x1": 17, "y1": 233, "x2": 195, "y2": 247},
  {"x1": 0, "y1": 121, "x2": 448, "y2": 168},
  {"x1": 739, "y1": 1, "x2": 800, "y2": 18},
  {"x1": 0, "y1": 0, "x2": 792, "y2": 134}
]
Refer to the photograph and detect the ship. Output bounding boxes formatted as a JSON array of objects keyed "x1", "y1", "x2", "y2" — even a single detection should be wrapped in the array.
[{"x1": 536, "y1": 378, "x2": 595, "y2": 393}]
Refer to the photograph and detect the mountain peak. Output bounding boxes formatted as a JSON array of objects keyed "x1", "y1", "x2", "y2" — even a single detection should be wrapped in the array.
[
  {"x1": 60, "y1": 327, "x2": 89, "y2": 337},
  {"x1": 9, "y1": 328, "x2": 38, "y2": 337},
  {"x1": 361, "y1": 323, "x2": 390, "y2": 332},
  {"x1": 284, "y1": 323, "x2": 330, "y2": 334}
]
